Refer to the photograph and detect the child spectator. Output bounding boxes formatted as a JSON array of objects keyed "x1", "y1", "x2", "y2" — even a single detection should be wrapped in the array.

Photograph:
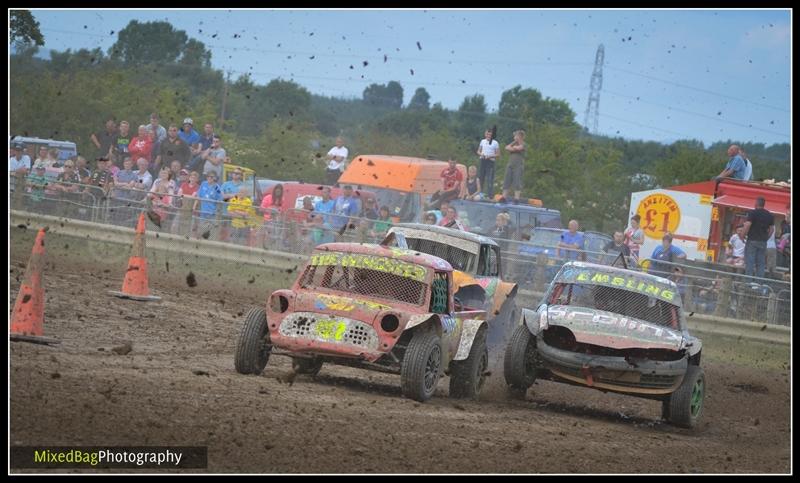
[
  {"x1": 227, "y1": 186, "x2": 258, "y2": 245},
  {"x1": 461, "y1": 165, "x2": 482, "y2": 200},
  {"x1": 27, "y1": 162, "x2": 48, "y2": 206},
  {"x1": 171, "y1": 170, "x2": 201, "y2": 236},
  {"x1": 369, "y1": 205, "x2": 393, "y2": 239},
  {"x1": 194, "y1": 171, "x2": 223, "y2": 239},
  {"x1": 149, "y1": 167, "x2": 176, "y2": 227},
  {"x1": 149, "y1": 180, "x2": 173, "y2": 225},
  {"x1": 726, "y1": 224, "x2": 746, "y2": 266},
  {"x1": 113, "y1": 121, "x2": 132, "y2": 168},
  {"x1": 311, "y1": 186, "x2": 336, "y2": 245},
  {"x1": 257, "y1": 183, "x2": 284, "y2": 247},
  {"x1": 624, "y1": 214, "x2": 645, "y2": 264}
]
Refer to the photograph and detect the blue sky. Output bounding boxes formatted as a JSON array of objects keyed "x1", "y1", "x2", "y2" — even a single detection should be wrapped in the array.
[{"x1": 25, "y1": 8, "x2": 792, "y2": 147}]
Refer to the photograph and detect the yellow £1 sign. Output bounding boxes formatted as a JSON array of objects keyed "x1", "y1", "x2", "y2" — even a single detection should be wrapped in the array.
[{"x1": 636, "y1": 194, "x2": 681, "y2": 239}]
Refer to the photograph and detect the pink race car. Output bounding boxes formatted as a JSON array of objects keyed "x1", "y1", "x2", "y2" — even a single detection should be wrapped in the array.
[{"x1": 235, "y1": 243, "x2": 491, "y2": 401}]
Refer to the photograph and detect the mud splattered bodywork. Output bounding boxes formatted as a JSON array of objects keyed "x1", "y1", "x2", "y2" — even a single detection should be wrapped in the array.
[
  {"x1": 262, "y1": 243, "x2": 487, "y2": 372},
  {"x1": 509, "y1": 262, "x2": 705, "y2": 426},
  {"x1": 384, "y1": 224, "x2": 520, "y2": 352}
]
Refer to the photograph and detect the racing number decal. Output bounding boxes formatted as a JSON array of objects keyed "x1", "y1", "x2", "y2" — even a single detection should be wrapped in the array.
[{"x1": 315, "y1": 320, "x2": 347, "y2": 341}]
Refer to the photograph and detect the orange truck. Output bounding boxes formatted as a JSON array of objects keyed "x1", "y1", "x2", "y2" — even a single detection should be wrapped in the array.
[{"x1": 337, "y1": 155, "x2": 467, "y2": 223}]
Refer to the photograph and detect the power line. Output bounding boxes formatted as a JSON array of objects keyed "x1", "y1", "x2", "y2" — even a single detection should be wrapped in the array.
[
  {"x1": 603, "y1": 89, "x2": 789, "y2": 139},
  {"x1": 605, "y1": 65, "x2": 789, "y2": 114},
  {"x1": 39, "y1": 26, "x2": 790, "y2": 116}
]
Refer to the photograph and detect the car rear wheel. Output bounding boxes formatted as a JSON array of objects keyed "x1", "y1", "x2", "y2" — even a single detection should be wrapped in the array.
[
  {"x1": 234, "y1": 307, "x2": 272, "y2": 375},
  {"x1": 401, "y1": 330, "x2": 443, "y2": 402},
  {"x1": 665, "y1": 365, "x2": 705, "y2": 429},
  {"x1": 292, "y1": 357, "x2": 323, "y2": 376},
  {"x1": 449, "y1": 326, "x2": 488, "y2": 399},
  {"x1": 503, "y1": 324, "x2": 537, "y2": 396}
]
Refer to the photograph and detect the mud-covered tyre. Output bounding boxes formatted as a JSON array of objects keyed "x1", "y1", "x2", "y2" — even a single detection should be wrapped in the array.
[
  {"x1": 292, "y1": 357, "x2": 323, "y2": 376},
  {"x1": 234, "y1": 307, "x2": 271, "y2": 375},
  {"x1": 503, "y1": 324, "x2": 537, "y2": 394},
  {"x1": 487, "y1": 298, "x2": 518, "y2": 351},
  {"x1": 666, "y1": 365, "x2": 705, "y2": 429},
  {"x1": 449, "y1": 326, "x2": 488, "y2": 399},
  {"x1": 401, "y1": 330, "x2": 443, "y2": 402}
]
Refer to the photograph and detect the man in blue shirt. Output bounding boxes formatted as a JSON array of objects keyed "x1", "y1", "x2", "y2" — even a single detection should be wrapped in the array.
[
  {"x1": 178, "y1": 118, "x2": 201, "y2": 147},
  {"x1": 556, "y1": 220, "x2": 585, "y2": 261},
  {"x1": 330, "y1": 185, "x2": 361, "y2": 234},
  {"x1": 311, "y1": 186, "x2": 336, "y2": 244},
  {"x1": 650, "y1": 233, "x2": 687, "y2": 277},
  {"x1": 714, "y1": 144, "x2": 747, "y2": 181},
  {"x1": 194, "y1": 171, "x2": 223, "y2": 239},
  {"x1": 221, "y1": 167, "x2": 245, "y2": 201}
]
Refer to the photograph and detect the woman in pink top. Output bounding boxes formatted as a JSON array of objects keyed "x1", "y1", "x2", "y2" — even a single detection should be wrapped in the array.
[{"x1": 257, "y1": 184, "x2": 284, "y2": 247}]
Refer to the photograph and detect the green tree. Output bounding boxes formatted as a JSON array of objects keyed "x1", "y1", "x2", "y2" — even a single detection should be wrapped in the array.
[
  {"x1": 650, "y1": 141, "x2": 718, "y2": 187},
  {"x1": 109, "y1": 20, "x2": 211, "y2": 67},
  {"x1": 10, "y1": 10, "x2": 44, "y2": 48},
  {"x1": 363, "y1": 81, "x2": 403, "y2": 109},
  {"x1": 407, "y1": 87, "x2": 431, "y2": 111},
  {"x1": 456, "y1": 94, "x2": 487, "y2": 139}
]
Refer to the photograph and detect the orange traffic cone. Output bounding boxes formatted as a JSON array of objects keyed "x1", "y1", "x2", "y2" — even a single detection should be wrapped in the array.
[
  {"x1": 11, "y1": 228, "x2": 60, "y2": 345},
  {"x1": 108, "y1": 213, "x2": 162, "y2": 301}
]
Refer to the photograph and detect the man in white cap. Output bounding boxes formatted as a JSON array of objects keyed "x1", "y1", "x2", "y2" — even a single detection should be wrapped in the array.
[{"x1": 179, "y1": 117, "x2": 201, "y2": 147}]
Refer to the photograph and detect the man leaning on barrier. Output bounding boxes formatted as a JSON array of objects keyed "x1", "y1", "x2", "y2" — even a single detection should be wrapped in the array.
[{"x1": 649, "y1": 233, "x2": 686, "y2": 278}]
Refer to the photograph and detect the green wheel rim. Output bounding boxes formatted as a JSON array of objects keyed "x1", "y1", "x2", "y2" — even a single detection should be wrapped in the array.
[{"x1": 690, "y1": 378, "x2": 704, "y2": 417}]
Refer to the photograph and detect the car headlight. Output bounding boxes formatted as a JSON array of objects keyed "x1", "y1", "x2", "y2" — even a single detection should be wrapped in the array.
[{"x1": 539, "y1": 307, "x2": 549, "y2": 330}]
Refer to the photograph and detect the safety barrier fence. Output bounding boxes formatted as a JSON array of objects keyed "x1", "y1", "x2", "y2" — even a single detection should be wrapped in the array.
[{"x1": 9, "y1": 175, "x2": 791, "y2": 326}]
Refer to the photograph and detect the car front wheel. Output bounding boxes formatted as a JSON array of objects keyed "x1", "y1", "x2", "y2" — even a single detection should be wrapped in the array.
[
  {"x1": 503, "y1": 324, "x2": 538, "y2": 396},
  {"x1": 401, "y1": 330, "x2": 443, "y2": 402},
  {"x1": 449, "y1": 326, "x2": 488, "y2": 399},
  {"x1": 234, "y1": 307, "x2": 272, "y2": 375},
  {"x1": 665, "y1": 365, "x2": 705, "y2": 429}
]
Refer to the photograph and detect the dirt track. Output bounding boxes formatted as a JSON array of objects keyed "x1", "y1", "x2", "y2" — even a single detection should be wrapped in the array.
[{"x1": 9, "y1": 228, "x2": 792, "y2": 473}]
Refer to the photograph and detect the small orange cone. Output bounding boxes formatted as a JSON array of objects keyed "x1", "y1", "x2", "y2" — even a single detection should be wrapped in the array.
[
  {"x1": 108, "y1": 213, "x2": 161, "y2": 301},
  {"x1": 11, "y1": 228, "x2": 60, "y2": 345}
]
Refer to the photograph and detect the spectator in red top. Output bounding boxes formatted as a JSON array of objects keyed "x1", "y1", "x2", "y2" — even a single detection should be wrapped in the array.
[
  {"x1": 427, "y1": 158, "x2": 463, "y2": 210},
  {"x1": 128, "y1": 125, "x2": 153, "y2": 164}
]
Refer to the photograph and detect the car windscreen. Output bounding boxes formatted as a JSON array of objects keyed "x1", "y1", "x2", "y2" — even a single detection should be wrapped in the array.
[
  {"x1": 298, "y1": 253, "x2": 428, "y2": 306},
  {"x1": 547, "y1": 282, "x2": 680, "y2": 329},
  {"x1": 404, "y1": 237, "x2": 476, "y2": 272}
]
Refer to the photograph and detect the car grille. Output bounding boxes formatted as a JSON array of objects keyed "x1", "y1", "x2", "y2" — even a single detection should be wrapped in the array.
[{"x1": 279, "y1": 312, "x2": 380, "y2": 351}]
